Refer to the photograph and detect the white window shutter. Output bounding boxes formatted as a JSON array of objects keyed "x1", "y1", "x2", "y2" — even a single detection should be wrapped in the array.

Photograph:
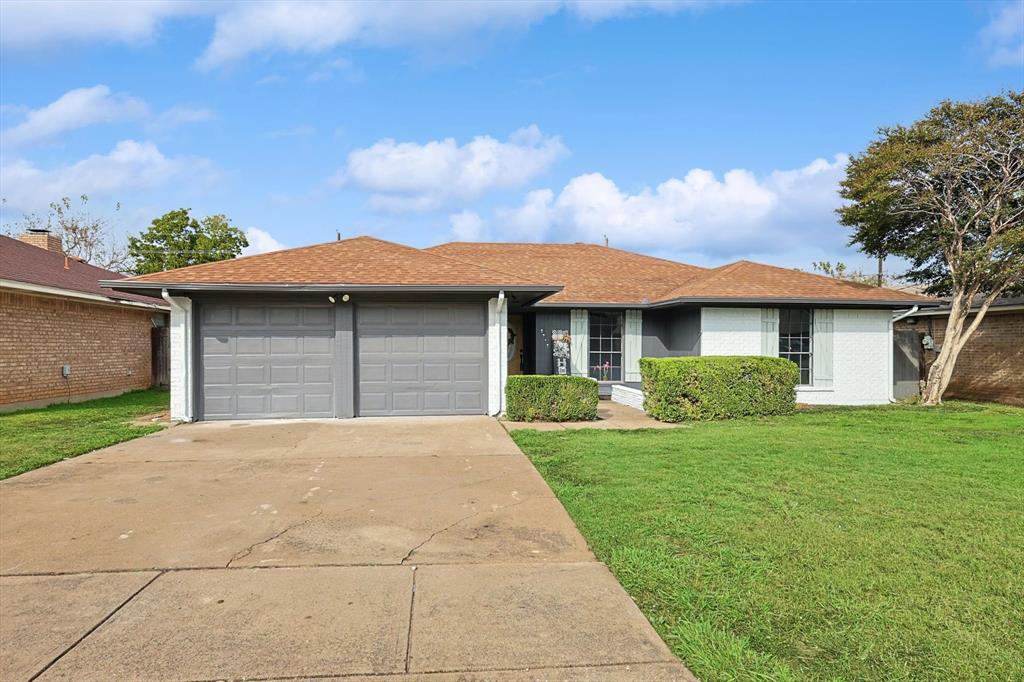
[
  {"x1": 624, "y1": 310, "x2": 643, "y2": 382},
  {"x1": 570, "y1": 309, "x2": 589, "y2": 377},
  {"x1": 761, "y1": 308, "x2": 779, "y2": 356},
  {"x1": 813, "y1": 309, "x2": 834, "y2": 387}
]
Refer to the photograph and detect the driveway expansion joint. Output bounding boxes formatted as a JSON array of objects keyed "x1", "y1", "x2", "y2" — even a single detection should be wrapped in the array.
[{"x1": 26, "y1": 570, "x2": 164, "y2": 682}]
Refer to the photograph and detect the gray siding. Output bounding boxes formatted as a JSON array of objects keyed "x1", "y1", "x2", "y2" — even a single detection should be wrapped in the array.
[
  {"x1": 642, "y1": 308, "x2": 700, "y2": 358},
  {"x1": 532, "y1": 310, "x2": 571, "y2": 375}
]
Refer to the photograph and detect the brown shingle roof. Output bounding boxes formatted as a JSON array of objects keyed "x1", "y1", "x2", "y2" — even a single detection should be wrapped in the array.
[
  {"x1": 119, "y1": 236, "x2": 548, "y2": 288},
  {"x1": 0, "y1": 235, "x2": 165, "y2": 306},
  {"x1": 426, "y1": 242, "x2": 706, "y2": 304},
  {"x1": 659, "y1": 260, "x2": 937, "y2": 304}
]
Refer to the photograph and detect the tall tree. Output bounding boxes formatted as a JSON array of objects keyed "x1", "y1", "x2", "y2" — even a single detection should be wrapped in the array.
[
  {"x1": 5, "y1": 195, "x2": 131, "y2": 271},
  {"x1": 839, "y1": 91, "x2": 1024, "y2": 405},
  {"x1": 128, "y1": 209, "x2": 248, "y2": 275}
]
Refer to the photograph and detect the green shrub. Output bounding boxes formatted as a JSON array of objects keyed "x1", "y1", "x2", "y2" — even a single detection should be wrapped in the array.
[
  {"x1": 640, "y1": 356, "x2": 799, "y2": 422},
  {"x1": 505, "y1": 375, "x2": 599, "y2": 422}
]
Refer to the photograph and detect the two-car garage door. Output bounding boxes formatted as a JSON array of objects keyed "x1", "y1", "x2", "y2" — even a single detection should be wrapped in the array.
[{"x1": 198, "y1": 301, "x2": 487, "y2": 420}]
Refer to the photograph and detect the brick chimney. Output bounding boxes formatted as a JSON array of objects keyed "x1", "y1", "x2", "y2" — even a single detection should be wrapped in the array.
[{"x1": 19, "y1": 228, "x2": 63, "y2": 254}]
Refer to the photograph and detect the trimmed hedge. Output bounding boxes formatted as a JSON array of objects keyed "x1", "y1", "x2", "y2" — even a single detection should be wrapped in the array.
[
  {"x1": 505, "y1": 375, "x2": 599, "y2": 422},
  {"x1": 640, "y1": 356, "x2": 799, "y2": 422}
]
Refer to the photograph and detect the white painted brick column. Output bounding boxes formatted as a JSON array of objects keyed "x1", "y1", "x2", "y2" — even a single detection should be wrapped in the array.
[
  {"x1": 487, "y1": 296, "x2": 508, "y2": 416},
  {"x1": 167, "y1": 295, "x2": 194, "y2": 422}
]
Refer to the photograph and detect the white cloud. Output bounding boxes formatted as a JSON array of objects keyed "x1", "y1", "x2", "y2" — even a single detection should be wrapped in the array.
[
  {"x1": 146, "y1": 105, "x2": 215, "y2": 131},
  {"x1": 0, "y1": 140, "x2": 219, "y2": 211},
  {"x1": 2, "y1": 85, "x2": 149, "y2": 147},
  {"x1": 196, "y1": 1, "x2": 561, "y2": 69},
  {"x1": 978, "y1": 1, "x2": 1024, "y2": 67},
  {"x1": 493, "y1": 154, "x2": 849, "y2": 256},
  {"x1": 449, "y1": 210, "x2": 487, "y2": 241},
  {"x1": 307, "y1": 57, "x2": 364, "y2": 83},
  {"x1": 242, "y1": 227, "x2": 287, "y2": 256},
  {"x1": 336, "y1": 125, "x2": 567, "y2": 213},
  {"x1": 2, "y1": 86, "x2": 214, "y2": 146},
  {"x1": 0, "y1": 0, "x2": 206, "y2": 51},
  {"x1": 2, "y1": 1, "x2": 736, "y2": 66}
]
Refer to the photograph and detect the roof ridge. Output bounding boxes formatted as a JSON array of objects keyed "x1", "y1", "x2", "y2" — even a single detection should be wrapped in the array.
[
  {"x1": 738, "y1": 259, "x2": 916, "y2": 296},
  {"x1": 431, "y1": 241, "x2": 709, "y2": 272}
]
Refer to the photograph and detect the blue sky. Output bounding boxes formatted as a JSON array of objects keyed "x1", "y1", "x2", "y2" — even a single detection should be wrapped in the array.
[{"x1": 1, "y1": 0, "x2": 1022, "y2": 273}]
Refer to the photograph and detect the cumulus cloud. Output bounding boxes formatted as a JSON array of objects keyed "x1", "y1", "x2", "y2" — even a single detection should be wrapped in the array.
[
  {"x1": 2, "y1": 85, "x2": 148, "y2": 147},
  {"x1": 0, "y1": 140, "x2": 219, "y2": 211},
  {"x1": 978, "y1": 1, "x2": 1024, "y2": 67},
  {"x1": 242, "y1": 227, "x2": 288, "y2": 256},
  {"x1": 449, "y1": 210, "x2": 487, "y2": 241},
  {"x1": 335, "y1": 125, "x2": 568, "y2": 213},
  {"x1": 493, "y1": 154, "x2": 849, "y2": 257}
]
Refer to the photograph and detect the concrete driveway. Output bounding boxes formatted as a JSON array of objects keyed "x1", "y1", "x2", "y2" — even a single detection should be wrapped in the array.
[{"x1": 0, "y1": 416, "x2": 695, "y2": 681}]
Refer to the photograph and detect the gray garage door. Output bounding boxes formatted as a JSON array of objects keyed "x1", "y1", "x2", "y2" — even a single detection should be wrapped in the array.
[
  {"x1": 357, "y1": 303, "x2": 487, "y2": 416},
  {"x1": 200, "y1": 303, "x2": 336, "y2": 420}
]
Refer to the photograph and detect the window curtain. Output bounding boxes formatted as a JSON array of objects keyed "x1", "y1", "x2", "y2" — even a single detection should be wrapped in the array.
[
  {"x1": 813, "y1": 309, "x2": 834, "y2": 387},
  {"x1": 624, "y1": 310, "x2": 643, "y2": 382},
  {"x1": 760, "y1": 308, "x2": 779, "y2": 356},
  {"x1": 570, "y1": 309, "x2": 589, "y2": 377}
]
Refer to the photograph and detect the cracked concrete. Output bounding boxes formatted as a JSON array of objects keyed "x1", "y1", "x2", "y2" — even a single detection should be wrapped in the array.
[{"x1": 0, "y1": 415, "x2": 696, "y2": 681}]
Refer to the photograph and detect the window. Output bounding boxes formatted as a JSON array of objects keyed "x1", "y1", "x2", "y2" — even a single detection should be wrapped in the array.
[
  {"x1": 779, "y1": 309, "x2": 813, "y2": 385},
  {"x1": 588, "y1": 312, "x2": 623, "y2": 381}
]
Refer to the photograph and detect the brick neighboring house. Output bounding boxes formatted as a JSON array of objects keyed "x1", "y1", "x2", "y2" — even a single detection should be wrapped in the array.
[
  {"x1": 1, "y1": 231, "x2": 170, "y2": 412},
  {"x1": 898, "y1": 297, "x2": 1024, "y2": 406}
]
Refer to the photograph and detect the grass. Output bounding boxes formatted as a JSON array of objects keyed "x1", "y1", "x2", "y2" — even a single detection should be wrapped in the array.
[
  {"x1": 0, "y1": 388, "x2": 170, "y2": 479},
  {"x1": 511, "y1": 402, "x2": 1024, "y2": 682}
]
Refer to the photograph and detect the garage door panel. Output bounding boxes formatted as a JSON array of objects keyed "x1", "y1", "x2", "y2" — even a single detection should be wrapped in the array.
[
  {"x1": 199, "y1": 303, "x2": 337, "y2": 420},
  {"x1": 357, "y1": 303, "x2": 486, "y2": 416},
  {"x1": 237, "y1": 365, "x2": 269, "y2": 385},
  {"x1": 236, "y1": 336, "x2": 267, "y2": 355},
  {"x1": 236, "y1": 307, "x2": 267, "y2": 325}
]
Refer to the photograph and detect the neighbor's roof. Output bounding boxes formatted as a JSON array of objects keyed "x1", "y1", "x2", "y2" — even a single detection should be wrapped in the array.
[
  {"x1": 113, "y1": 236, "x2": 553, "y2": 290},
  {"x1": 0, "y1": 235, "x2": 165, "y2": 306},
  {"x1": 656, "y1": 260, "x2": 938, "y2": 305},
  {"x1": 427, "y1": 242, "x2": 706, "y2": 305}
]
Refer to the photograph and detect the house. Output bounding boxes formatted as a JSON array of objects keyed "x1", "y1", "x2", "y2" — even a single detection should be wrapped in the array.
[
  {"x1": 102, "y1": 236, "x2": 936, "y2": 422},
  {"x1": 896, "y1": 297, "x2": 1023, "y2": 406},
  {"x1": 0, "y1": 231, "x2": 170, "y2": 412}
]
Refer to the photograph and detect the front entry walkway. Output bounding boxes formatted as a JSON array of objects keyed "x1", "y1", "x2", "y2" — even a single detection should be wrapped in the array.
[{"x1": 0, "y1": 416, "x2": 695, "y2": 681}]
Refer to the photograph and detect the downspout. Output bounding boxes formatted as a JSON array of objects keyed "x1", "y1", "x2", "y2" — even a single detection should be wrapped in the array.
[{"x1": 889, "y1": 306, "x2": 919, "y2": 403}]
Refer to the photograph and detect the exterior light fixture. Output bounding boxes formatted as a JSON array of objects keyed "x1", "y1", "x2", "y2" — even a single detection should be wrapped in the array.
[
  {"x1": 342, "y1": 294, "x2": 350, "y2": 302},
  {"x1": 328, "y1": 296, "x2": 336, "y2": 303}
]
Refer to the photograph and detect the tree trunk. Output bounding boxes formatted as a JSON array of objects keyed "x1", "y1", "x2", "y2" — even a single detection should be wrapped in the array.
[{"x1": 920, "y1": 289, "x2": 1002, "y2": 406}]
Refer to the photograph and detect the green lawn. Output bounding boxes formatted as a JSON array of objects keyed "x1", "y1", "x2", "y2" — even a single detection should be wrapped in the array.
[
  {"x1": 0, "y1": 389, "x2": 170, "y2": 479},
  {"x1": 512, "y1": 402, "x2": 1024, "y2": 682}
]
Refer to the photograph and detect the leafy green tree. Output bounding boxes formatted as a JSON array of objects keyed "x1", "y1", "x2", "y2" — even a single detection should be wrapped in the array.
[
  {"x1": 128, "y1": 209, "x2": 248, "y2": 275},
  {"x1": 839, "y1": 92, "x2": 1024, "y2": 405}
]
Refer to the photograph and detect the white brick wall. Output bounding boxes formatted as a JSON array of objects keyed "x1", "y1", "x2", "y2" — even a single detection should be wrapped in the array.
[
  {"x1": 168, "y1": 295, "x2": 193, "y2": 421},
  {"x1": 797, "y1": 309, "x2": 891, "y2": 405},
  {"x1": 488, "y1": 296, "x2": 508, "y2": 416},
  {"x1": 700, "y1": 306, "x2": 892, "y2": 406},
  {"x1": 700, "y1": 307, "x2": 762, "y2": 355}
]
